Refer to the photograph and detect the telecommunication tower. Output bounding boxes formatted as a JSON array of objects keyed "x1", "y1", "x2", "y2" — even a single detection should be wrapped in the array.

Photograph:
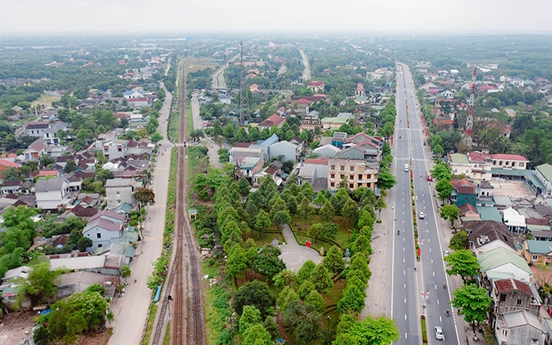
[{"x1": 464, "y1": 67, "x2": 477, "y2": 144}]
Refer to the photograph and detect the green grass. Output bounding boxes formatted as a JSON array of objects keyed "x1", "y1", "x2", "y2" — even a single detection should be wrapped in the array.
[
  {"x1": 291, "y1": 214, "x2": 352, "y2": 249},
  {"x1": 249, "y1": 232, "x2": 284, "y2": 247},
  {"x1": 162, "y1": 322, "x2": 171, "y2": 345},
  {"x1": 324, "y1": 279, "x2": 345, "y2": 306},
  {"x1": 141, "y1": 304, "x2": 158, "y2": 345},
  {"x1": 421, "y1": 316, "x2": 428, "y2": 344}
]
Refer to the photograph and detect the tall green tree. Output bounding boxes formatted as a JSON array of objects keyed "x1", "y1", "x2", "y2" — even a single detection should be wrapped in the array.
[
  {"x1": 342, "y1": 199, "x2": 359, "y2": 226},
  {"x1": 310, "y1": 264, "x2": 333, "y2": 294},
  {"x1": 297, "y1": 197, "x2": 315, "y2": 226},
  {"x1": 319, "y1": 200, "x2": 335, "y2": 222},
  {"x1": 333, "y1": 316, "x2": 400, "y2": 345},
  {"x1": 227, "y1": 244, "x2": 248, "y2": 279},
  {"x1": 440, "y1": 204, "x2": 460, "y2": 226},
  {"x1": 297, "y1": 260, "x2": 316, "y2": 283},
  {"x1": 377, "y1": 171, "x2": 397, "y2": 190},
  {"x1": 449, "y1": 230, "x2": 469, "y2": 251},
  {"x1": 239, "y1": 305, "x2": 261, "y2": 333},
  {"x1": 451, "y1": 284, "x2": 492, "y2": 332},
  {"x1": 323, "y1": 245, "x2": 345, "y2": 274},
  {"x1": 435, "y1": 179, "x2": 453, "y2": 202},
  {"x1": 232, "y1": 280, "x2": 275, "y2": 318},
  {"x1": 16, "y1": 262, "x2": 62, "y2": 308},
  {"x1": 444, "y1": 249, "x2": 480, "y2": 282}
]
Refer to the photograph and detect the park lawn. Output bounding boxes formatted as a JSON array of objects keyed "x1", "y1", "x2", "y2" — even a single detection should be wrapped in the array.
[
  {"x1": 291, "y1": 214, "x2": 353, "y2": 249},
  {"x1": 251, "y1": 232, "x2": 285, "y2": 247},
  {"x1": 187, "y1": 57, "x2": 220, "y2": 74},
  {"x1": 31, "y1": 94, "x2": 61, "y2": 107},
  {"x1": 324, "y1": 279, "x2": 345, "y2": 306}
]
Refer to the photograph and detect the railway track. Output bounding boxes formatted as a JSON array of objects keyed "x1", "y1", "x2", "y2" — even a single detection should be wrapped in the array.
[{"x1": 150, "y1": 59, "x2": 206, "y2": 345}]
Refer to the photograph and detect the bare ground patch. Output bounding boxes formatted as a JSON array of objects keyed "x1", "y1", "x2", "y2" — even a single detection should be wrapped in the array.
[{"x1": 490, "y1": 179, "x2": 533, "y2": 199}]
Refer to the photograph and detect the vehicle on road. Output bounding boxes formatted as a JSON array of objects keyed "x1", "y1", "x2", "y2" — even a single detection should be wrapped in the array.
[
  {"x1": 443, "y1": 250, "x2": 450, "y2": 256},
  {"x1": 419, "y1": 211, "x2": 425, "y2": 219},
  {"x1": 435, "y1": 326, "x2": 444, "y2": 340},
  {"x1": 404, "y1": 163, "x2": 409, "y2": 172}
]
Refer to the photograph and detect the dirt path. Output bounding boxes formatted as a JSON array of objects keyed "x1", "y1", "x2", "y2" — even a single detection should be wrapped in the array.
[{"x1": 298, "y1": 49, "x2": 311, "y2": 81}]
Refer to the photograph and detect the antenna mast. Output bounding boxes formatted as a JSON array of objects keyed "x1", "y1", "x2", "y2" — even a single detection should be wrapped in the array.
[{"x1": 464, "y1": 67, "x2": 477, "y2": 145}]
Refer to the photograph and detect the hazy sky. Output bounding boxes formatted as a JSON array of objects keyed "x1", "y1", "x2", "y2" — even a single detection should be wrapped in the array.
[{"x1": 2, "y1": 0, "x2": 552, "y2": 36}]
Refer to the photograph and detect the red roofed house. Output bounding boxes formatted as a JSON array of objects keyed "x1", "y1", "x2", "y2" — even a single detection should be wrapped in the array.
[
  {"x1": 491, "y1": 278, "x2": 540, "y2": 317},
  {"x1": 307, "y1": 81, "x2": 325, "y2": 93},
  {"x1": 0, "y1": 159, "x2": 20, "y2": 176},
  {"x1": 38, "y1": 170, "x2": 60, "y2": 178},
  {"x1": 489, "y1": 154, "x2": 528, "y2": 170},
  {"x1": 450, "y1": 179, "x2": 477, "y2": 207},
  {"x1": 258, "y1": 114, "x2": 285, "y2": 131}
]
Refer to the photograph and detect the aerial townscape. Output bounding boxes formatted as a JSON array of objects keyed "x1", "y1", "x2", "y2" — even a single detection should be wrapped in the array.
[{"x1": 4, "y1": 3, "x2": 552, "y2": 345}]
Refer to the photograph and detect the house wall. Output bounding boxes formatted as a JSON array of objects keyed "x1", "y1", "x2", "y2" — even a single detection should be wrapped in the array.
[
  {"x1": 106, "y1": 185, "x2": 135, "y2": 209},
  {"x1": 269, "y1": 143, "x2": 297, "y2": 162},
  {"x1": 493, "y1": 290, "x2": 539, "y2": 317},
  {"x1": 492, "y1": 159, "x2": 527, "y2": 170},
  {"x1": 84, "y1": 226, "x2": 121, "y2": 251},
  {"x1": 496, "y1": 325, "x2": 545, "y2": 345},
  {"x1": 328, "y1": 159, "x2": 378, "y2": 190},
  {"x1": 536, "y1": 169, "x2": 552, "y2": 198},
  {"x1": 36, "y1": 190, "x2": 64, "y2": 210},
  {"x1": 453, "y1": 193, "x2": 477, "y2": 207}
]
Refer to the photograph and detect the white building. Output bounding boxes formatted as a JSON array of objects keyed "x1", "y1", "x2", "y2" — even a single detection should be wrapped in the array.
[
  {"x1": 105, "y1": 178, "x2": 135, "y2": 210},
  {"x1": 35, "y1": 178, "x2": 70, "y2": 210}
]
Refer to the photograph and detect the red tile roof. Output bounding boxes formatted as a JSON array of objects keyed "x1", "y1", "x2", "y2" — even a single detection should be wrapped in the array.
[
  {"x1": 490, "y1": 154, "x2": 528, "y2": 161},
  {"x1": 38, "y1": 170, "x2": 58, "y2": 177},
  {"x1": 258, "y1": 114, "x2": 285, "y2": 128},
  {"x1": 0, "y1": 159, "x2": 20, "y2": 168},
  {"x1": 494, "y1": 278, "x2": 532, "y2": 296},
  {"x1": 451, "y1": 179, "x2": 475, "y2": 194},
  {"x1": 304, "y1": 158, "x2": 329, "y2": 165}
]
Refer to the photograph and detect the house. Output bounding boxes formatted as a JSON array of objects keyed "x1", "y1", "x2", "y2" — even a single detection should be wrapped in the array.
[
  {"x1": 230, "y1": 144, "x2": 266, "y2": 166},
  {"x1": 307, "y1": 81, "x2": 325, "y2": 93},
  {"x1": 269, "y1": 141, "x2": 299, "y2": 162},
  {"x1": 321, "y1": 113, "x2": 353, "y2": 130},
  {"x1": 123, "y1": 89, "x2": 145, "y2": 99},
  {"x1": 327, "y1": 147, "x2": 379, "y2": 190},
  {"x1": 35, "y1": 177, "x2": 71, "y2": 210},
  {"x1": 105, "y1": 178, "x2": 136, "y2": 210},
  {"x1": 477, "y1": 247, "x2": 532, "y2": 283},
  {"x1": 313, "y1": 144, "x2": 340, "y2": 158},
  {"x1": 492, "y1": 279, "x2": 540, "y2": 317},
  {"x1": 0, "y1": 159, "x2": 20, "y2": 176},
  {"x1": 98, "y1": 139, "x2": 129, "y2": 160},
  {"x1": 490, "y1": 154, "x2": 528, "y2": 170},
  {"x1": 297, "y1": 158, "x2": 328, "y2": 192},
  {"x1": 253, "y1": 161, "x2": 283, "y2": 186},
  {"x1": 25, "y1": 121, "x2": 50, "y2": 137},
  {"x1": 495, "y1": 310, "x2": 545, "y2": 345},
  {"x1": 502, "y1": 207, "x2": 527, "y2": 233},
  {"x1": 42, "y1": 122, "x2": 68, "y2": 145},
  {"x1": 1, "y1": 180, "x2": 20, "y2": 195},
  {"x1": 450, "y1": 179, "x2": 477, "y2": 207},
  {"x1": 23, "y1": 138, "x2": 48, "y2": 161},
  {"x1": 82, "y1": 216, "x2": 123, "y2": 251},
  {"x1": 464, "y1": 220, "x2": 517, "y2": 254},
  {"x1": 459, "y1": 203, "x2": 480, "y2": 221},
  {"x1": 536, "y1": 164, "x2": 552, "y2": 198},
  {"x1": 258, "y1": 114, "x2": 285, "y2": 131},
  {"x1": 237, "y1": 157, "x2": 263, "y2": 182},
  {"x1": 522, "y1": 240, "x2": 552, "y2": 264}
]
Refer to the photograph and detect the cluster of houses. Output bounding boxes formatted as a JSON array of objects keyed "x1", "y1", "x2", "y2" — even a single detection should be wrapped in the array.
[
  {"x1": 0, "y1": 120, "x2": 156, "y2": 307},
  {"x1": 442, "y1": 150, "x2": 552, "y2": 344}
]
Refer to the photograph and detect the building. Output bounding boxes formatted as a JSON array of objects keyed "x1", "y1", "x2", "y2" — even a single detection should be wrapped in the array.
[
  {"x1": 98, "y1": 139, "x2": 129, "y2": 160},
  {"x1": 464, "y1": 220, "x2": 517, "y2": 254},
  {"x1": 307, "y1": 81, "x2": 325, "y2": 93},
  {"x1": 450, "y1": 179, "x2": 477, "y2": 207},
  {"x1": 522, "y1": 240, "x2": 552, "y2": 264},
  {"x1": 477, "y1": 247, "x2": 532, "y2": 283},
  {"x1": 320, "y1": 113, "x2": 353, "y2": 130},
  {"x1": 536, "y1": 164, "x2": 552, "y2": 198},
  {"x1": 35, "y1": 177, "x2": 71, "y2": 210},
  {"x1": 237, "y1": 157, "x2": 263, "y2": 182},
  {"x1": 313, "y1": 144, "x2": 340, "y2": 158},
  {"x1": 495, "y1": 310, "x2": 545, "y2": 345},
  {"x1": 297, "y1": 158, "x2": 329, "y2": 192},
  {"x1": 327, "y1": 147, "x2": 379, "y2": 190},
  {"x1": 269, "y1": 141, "x2": 299, "y2": 162},
  {"x1": 105, "y1": 178, "x2": 136, "y2": 210},
  {"x1": 25, "y1": 121, "x2": 50, "y2": 137},
  {"x1": 492, "y1": 279, "x2": 540, "y2": 317},
  {"x1": 258, "y1": 114, "x2": 285, "y2": 131},
  {"x1": 82, "y1": 213, "x2": 124, "y2": 251},
  {"x1": 502, "y1": 207, "x2": 527, "y2": 233}
]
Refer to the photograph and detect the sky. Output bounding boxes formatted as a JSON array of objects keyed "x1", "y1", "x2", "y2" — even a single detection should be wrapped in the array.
[{"x1": 2, "y1": 0, "x2": 552, "y2": 36}]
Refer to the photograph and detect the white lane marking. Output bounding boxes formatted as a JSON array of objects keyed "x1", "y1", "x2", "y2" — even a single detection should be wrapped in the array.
[
  {"x1": 404, "y1": 298, "x2": 407, "y2": 303},
  {"x1": 431, "y1": 259, "x2": 434, "y2": 264},
  {"x1": 433, "y1": 272, "x2": 435, "y2": 276},
  {"x1": 440, "y1": 316, "x2": 442, "y2": 322},
  {"x1": 437, "y1": 299, "x2": 440, "y2": 305},
  {"x1": 405, "y1": 315, "x2": 407, "y2": 320},
  {"x1": 405, "y1": 333, "x2": 408, "y2": 339}
]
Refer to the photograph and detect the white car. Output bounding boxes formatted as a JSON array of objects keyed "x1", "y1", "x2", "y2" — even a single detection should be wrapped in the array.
[
  {"x1": 419, "y1": 212, "x2": 425, "y2": 219},
  {"x1": 434, "y1": 326, "x2": 444, "y2": 340}
]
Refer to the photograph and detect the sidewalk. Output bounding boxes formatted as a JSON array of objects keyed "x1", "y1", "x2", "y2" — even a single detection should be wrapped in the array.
[{"x1": 279, "y1": 224, "x2": 322, "y2": 272}]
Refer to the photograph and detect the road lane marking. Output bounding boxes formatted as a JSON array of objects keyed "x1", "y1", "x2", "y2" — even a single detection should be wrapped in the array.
[
  {"x1": 437, "y1": 299, "x2": 440, "y2": 305},
  {"x1": 405, "y1": 315, "x2": 407, "y2": 320},
  {"x1": 433, "y1": 272, "x2": 435, "y2": 276},
  {"x1": 431, "y1": 259, "x2": 434, "y2": 264},
  {"x1": 405, "y1": 333, "x2": 408, "y2": 339}
]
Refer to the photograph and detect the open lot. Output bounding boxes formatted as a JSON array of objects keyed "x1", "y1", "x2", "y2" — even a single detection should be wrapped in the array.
[{"x1": 490, "y1": 179, "x2": 533, "y2": 200}]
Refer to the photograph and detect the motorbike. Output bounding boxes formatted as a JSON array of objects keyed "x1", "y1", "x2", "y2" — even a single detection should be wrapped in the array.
[{"x1": 446, "y1": 309, "x2": 450, "y2": 317}]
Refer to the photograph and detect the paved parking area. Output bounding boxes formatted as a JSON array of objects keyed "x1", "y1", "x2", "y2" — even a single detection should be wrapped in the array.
[{"x1": 279, "y1": 224, "x2": 322, "y2": 272}]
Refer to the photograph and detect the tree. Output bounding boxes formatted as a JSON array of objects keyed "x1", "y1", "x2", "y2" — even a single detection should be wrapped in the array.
[
  {"x1": 133, "y1": 187, "x2": 155, "y2": 208},
  {"x1": 77, "y1": 237, "x2": 92, "y2": 252},
  {"x1": 342, "y1": 199, "x2": 359, "y2": 226},
  {"x1": 242, "y1": 324, "x2": 273, "y2": 345},
  {"x1": 310, "y1": 264, "x2": 333, "y2": 294},
  {"x1": 297, "y1": 260, "x2": 316, "y2": 283},
  {"x1": 375, "y1": 197, "x2": 386, "y2": 219},
  {"x1": 239, "y1": 305, "x2": 261, "y2": 333},
  {"x1": 252, "y1": 244, "x2": 286, "y2": 282},
  {"x1": 263, "y1": 316, "x2": 280, "y2": 340},
  {"x1": 333, "y1": 316, "x2": 400, "y2": 345},
  {"x1": 449, "y1": 230, "x2": 469, "y2": 251},
  {"x1": 319, "y1": 200, "x2": 335, "y2": 222},
  {"x1": 451, "y1": 284, "x2": 492, "y2": 332},
  {"x1": 297, "y1": 280, "x2": 316, "y2": 300},
  {"x1": 228, "y1": 244, "x2": 248, "y2": 279},
  {"x1": 444, "y1": 249, "x2": 480, "y2": 282},
  {"x1": 377, "y1": 171, "x2": 397, "y2": 190},
  {"x1": 252, "y1": 209, "x2": 272, "y2": 238},
  {"x1": 305, "y1": 290, "x2": 326, "y2": 312},
  {"x1": 273, "y1": 269, "x2": 299, "y2": 289},
  {"x1": 273, "y1": 210, "x2": 291, "y2": 230},
  {"x1": 16, "y1": 262, "x2": 62, "y2": 308},
  {"x1": 431, "y1": 162, "x2": 452, "y2": 181},
  {"x1": 294, "y1": 307, "x2": 322, "y2": 345},
  {"x1": 232, "y1": 280, "x2": 275, "y2": 318},
  {"x1": 63, "y1": 159, "x2": 77, "y2": 173},
  {"x1": 121, "y1": 265, "x2": 131, "y2": 278},
  {"x1": 307, "y1": 223, "x2": 323, "y2": 243},
  {"x1": 435, "y1": 179, "x2": 453, "y2": 202},
  {"x1": 337, "y1": 283, "x2": 366, "y2": 313},
  {"x1": 151, "y1": 132, "x2": 163, "y2": 142},
  {"x1": 313, "y1": 193, "x2": 327, "y2": 208},
  {"x1": 440, "y1": 204, "x2": 460, "y2": 226},
  {"x1": 323, "y1": 245, "x2": 345, "y2": 274},
  {"x1": 237, "y1": 177, "x2": 251, "y2": 199},
  {"x1": 38, "y1": 153, "x2": 55, "y2": 169},
  {"x1": 297, "y1": 197, "x2": 315, "y2": 226}
]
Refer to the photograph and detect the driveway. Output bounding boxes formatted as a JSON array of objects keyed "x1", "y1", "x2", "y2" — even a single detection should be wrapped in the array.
[
  {"x1": 279, "y1": 224, "x2": 322, "y2": 272},
  {"x1": 108, "y1": 82, "x2": 173, "y2": 345}
]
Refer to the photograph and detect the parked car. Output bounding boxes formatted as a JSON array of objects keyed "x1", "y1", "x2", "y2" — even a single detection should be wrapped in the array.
[
  {"x1": 435, "y1": 326, "x2": 444, "y2": 340},
  {"x1": 419, "y1": 212, "x2": 425, "y2": 219}
]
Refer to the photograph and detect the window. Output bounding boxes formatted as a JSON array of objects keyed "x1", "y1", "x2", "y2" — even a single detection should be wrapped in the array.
[
  {"x1": 358, "y1": 174, "x2": 363, "y2": 180},
  {"x1": 98, "y1": 244, "x2": 102, "y2": 248},
  {"x1": 499, "y1": 294, "x2": 506, "y2": 302},
  {"x1": 340, "y1": 166, "x2": 345, "y2": 171},
  {"x1": 533, "y1": 255, "x2": 538, "y2": 261},
  {"x1": 517, "y1": 299, "x2": 522, "y2": 305},
  {"x1": 331, "y1": 165, "x2": 335, "y2": 171},
  {"x1": 96, "y1": 233, "x2": 102, "y2": 239},
  {"x1": 349, "y1": 183, "x2": 354, "y2": 189},
  {"x1": 349, "y1": 175, "x2": 354, "y2": 180},
  {"x1": 330, "y1": 174, "x2": 335, "y2": 179},
  {"x1": 330, "y1": 182, "x2": 335, "y2": 188},
  {"x1": 118, "y1": 145, "x2": 123, "y2": 152},
  {"x1": 350, "y1": 166, "x2": 354, "y2": 172},
  {"x1": 116, "y1": 191, "x2": 120, "y2": 196},
  {"x1": 117, "y1": 200, "x2": 121, "y2": 205}
]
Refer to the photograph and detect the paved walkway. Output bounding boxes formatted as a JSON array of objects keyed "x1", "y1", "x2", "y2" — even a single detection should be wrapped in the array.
[{"x1": 279, "y1": 224, "x2": 322, "y2": 272}]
